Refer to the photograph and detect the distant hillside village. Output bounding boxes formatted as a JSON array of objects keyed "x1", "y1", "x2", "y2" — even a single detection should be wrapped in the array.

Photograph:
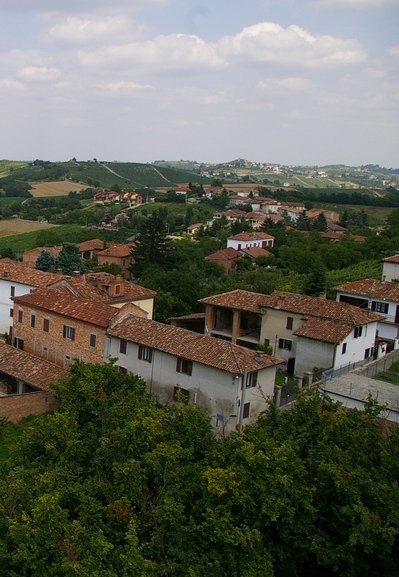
[{"x1": 1, "y1": 236, "x2": 399, "y2": 431}]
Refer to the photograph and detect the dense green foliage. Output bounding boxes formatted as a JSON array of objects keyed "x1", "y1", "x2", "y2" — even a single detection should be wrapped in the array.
[{"x1": 0, "y1": 365, "x2": 398, "y2": 576}]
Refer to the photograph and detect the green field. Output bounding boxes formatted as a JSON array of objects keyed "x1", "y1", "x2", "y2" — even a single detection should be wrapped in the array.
[{"x1": 65, "y1": 161, "x2": 211, "y2": 189}]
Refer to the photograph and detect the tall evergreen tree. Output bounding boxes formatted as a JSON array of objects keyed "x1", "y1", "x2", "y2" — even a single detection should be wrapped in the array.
[
  {"x1": 130, "y1": 210, "x2": 171, "y2": 278},
  {"x1": 56, "y1": 243, "x2": 86, "y2": 275},
  {"x1": 35, "y1": 250, "x2": 58, "y2": 272}
]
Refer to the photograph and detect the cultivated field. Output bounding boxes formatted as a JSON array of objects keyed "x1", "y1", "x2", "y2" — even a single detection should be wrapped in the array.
[
  {"x1": 29, "y1": 180, "x2": 89, "y2": 197},
  {"x1": 0, "y1": 219, "x2": 58, "y2": 238}
]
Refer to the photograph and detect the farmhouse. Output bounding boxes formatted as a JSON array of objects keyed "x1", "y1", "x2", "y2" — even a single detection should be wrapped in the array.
[{"x1": 106, "y1": 313, "x2": 283, "y2": 434}]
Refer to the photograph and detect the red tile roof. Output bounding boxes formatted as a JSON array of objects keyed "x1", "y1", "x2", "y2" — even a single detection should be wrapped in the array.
[
  {"x1": 0, "y1": 342, "x2": 68, "y2": 392},
  {"x1": 108, "y1": 315, "x2": 283, "y2": 374},
  {"x1": 50, "y1": 273, "x2": 156, "y2": 303},
  {"x1": 97, "y1": 243, "x2": 134, "y2": 258},
  {"x1": 78, "y1": 239, "x2": 105, "y2": 252},
  {"x1": 228, "y1": 232, "x2": 274, "y2": 241},
  {"x1": 239, "y1": 247, "x2": 271, "y2": 259},
  {"x1": 13, "y1": 287, "x2": 117, "y2": 327},
  {"x1": 200, "y1": 289, "x2": 383, "y2": 325},
  {"x1": 205, "y1": 248, "x2": 239, "y2": 262},
  {"x1": 382, "y1": 254, "x2": 399, "y2": 264},
  {"x1": 333, "y1": 278, "x2": 399, "y2": 301},
  {"x1": 294, "y1": 317, "x2": 354, "y2": 344},
  {"x1": 0, "y1": 260, "x2": 62, "y2": 287}
]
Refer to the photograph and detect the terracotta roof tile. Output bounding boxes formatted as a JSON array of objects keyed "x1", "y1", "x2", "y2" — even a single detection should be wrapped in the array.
[
  {"x1": 199, "y1": 289, "x2": 383, "y2": 325},
  {"x1": 294, "y1": 317, "x2": 353, "y2": 343},
  {"x1": 228, "y1": 232, "x2": 274, "y2": 241},
  {"x1": 205, "y1": 248, "x2": 239, "y2": 261},
  {"x1": 97, "y1": 243, "x2": 134, "y2": 258},
  {"x1": 108, "y1": 315, "x2": 283, "y2": 374},
  {"x1": 78, "y1": 239, "x2": 104, "y2": 251},
  {"x1": 0, "y1": 342, "x2": 68, "y2": 392},
  {"x1": 0, "y1": 260, "x2": 62, "y2": 287},
  {"x1": 240, "y1": 247, "x2": 271, "y2": 258},
  {"x1": 333, "y1": 278, "x2": 399, "y2": 301},
  {"x1": 382, "y1": 254, "x2": 399, "y2": 264},
  {"x1": 13, "y1": 287, "x2": 117, "y2": 327},
  {"x1": 50, "y1": 273, "x2": 156, "y2": 303}
]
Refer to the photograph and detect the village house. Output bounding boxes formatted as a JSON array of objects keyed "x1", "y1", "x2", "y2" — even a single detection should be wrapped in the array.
[
  {"x1": 48, "y1": 272, "x2": 156, "y2": 318},
  {"x1": 11, "y1": 284, "x2": 150, "y2": 369},
  {"x1": 382, "y1": 253, "x2": 399, "y2": 282},
  {"x1": 0, "y1": 342, "x2": 67, "y2": 422},
  {"x1": 199, "y1": 289, "x2": 382, "y2": 376},
  {"x1": 205, "y1": 248, "x2": 240, "y2": 274},
  {"x1": 227, "y1": 231, "x2": 274, "y2": 251},
  {"x1": 106, "y1": 313, "x2": 283, "y2": 435},
  {"x1": 0, "y1": 259, "x2": 62, "y2": 335},
  {"x1": 334, "y1": 278, "x2": 399, "y2": 352},
  {"x1": 96, "y1": 243, "x2": 135, "y2": 278}
]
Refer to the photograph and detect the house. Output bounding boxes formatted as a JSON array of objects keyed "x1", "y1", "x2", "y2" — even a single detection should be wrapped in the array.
[
  {"x1": 78, "y1": 239, "x2": 105, "y2": 260},
  {"x1": 199, "y1": 289, "x2": 382, "y2": 375},
  {"x1": 11, "y1": 286, "x2": 122, "y2": 368},
  {"x1": 227, "y1": 231, "x2": 274, "y2": 251},
  {"x1": 48, "y1": 272, "x2": 156, "y2": 318},
  {"x1": 0, "y1": 260, "x2": 62, "y2": 334},
  {"x1": 239, "y1": 246, "x2": 272, "y2": 260},
  {"x1": 0, "y1": 342, "x2": 67, "y2": 422},
  {"x1": 106, "y1": 313, "x2": 283, "y2": 434},
  {"x1": 245, "y1": 212, "x2": 267, "y2": 229},
  {"x1": 213, "y1": 209, "x2": 247, "y2": 223},
  {"x1": 382, "y1": 253, "x2": 399, "y2": 282},
  {"x1": 96, "y1": 243, "x2": 135, "y2": 278},
  {"x1": 205, "y1": 248, "x2": 240, "y2": 274},
  {"x1": 334, "y1": 278, "x2": 399, "y2": 352}
]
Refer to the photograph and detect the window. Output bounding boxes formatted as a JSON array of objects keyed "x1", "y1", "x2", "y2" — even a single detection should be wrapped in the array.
[
  {"x1": 119, "y1": 366, "x2": 128, "y2": 375},
  {"x1": 10, "y1": 286, "x2": 15, "y2": 297},
  {"x1": 115, "y1": 284, "x2": 121, "y2": 295},
  {"x1": 42, "y1": 346, "x2": 48, "y2": 359},
  {"x1": 30, "y1": 314, "x2": 36, "y2": 329},
  {"x1": 17, "y1": 310, "x2": 23, "y2": 323},
  {"x1": 138, "y1": 345, "x2": 152, "y2": 362},
  {"x1": 173, "y1": 385, "x2": 189, "y2": 404},
  {"x1": 43, "y1": 318, "x2": 50, "y2": 333},
  {"x1": 245, "y1": 371, "x2": 258, "y2": 388},
  {"x1": 364, "y1": 347, "x2": 374, "y2": 359},
  {"x1": 9, "y1": 308, "x2": 13, "y2": 318},
  {"x1": 342, "y1": 342, "x2": 347, "y2": 354},
  {"x1": 176, "y1": 357, "x2": 193, "y2": 376},
  {"x1": 14, "y1": 337, "x2": 24, "y2": 350},
  {"x1": 286, "y1": 316, "x2": 293, "y2": 330},
  {"x1": 243, "y1": 402, "x2": 250, "y2": 419},
  {"x1": 89, "y1": 333, "x2": 97, "y2": 348},
  {"x1": 354, "y1": 326, "x2": 363, "y2": 338},
  {"x1": 119, "y1": 339, "x2": 127, "y2": 354},
  {"x1": 371, "y1": 301, "x2": 389, "y2": 314},
  {"x1": 278, "y1": 338, "x2": 292, "y2": 351},
  {"x1": 63, "y1": 325, "x2": 75, "y2": 341}
]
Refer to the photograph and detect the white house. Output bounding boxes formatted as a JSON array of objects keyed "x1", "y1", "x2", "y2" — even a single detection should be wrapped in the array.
[
  {"x1": 200, "y1": 289, "x2": 383, "y2": 376},
  {"x1": 382, "y1": 254, "x2": 399, "y2": 282},
  {"x1": 334, "y1": 278, "x2": 399, "y2": 351},
  {"x1": 106, "y1": 313, "x2": 283, "y2": 435},
  {"x1": 0, "y1": 260, "x2": 62, "y2": 335},
  {"x1": 227, "y1": 231, "x2": 274, "y2": 251}
]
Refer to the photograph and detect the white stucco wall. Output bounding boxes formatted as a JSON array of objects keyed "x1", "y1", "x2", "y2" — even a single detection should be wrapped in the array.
[
  {"x1": 333, "y1": 322, "x2": 377, "y2": 368},
  {"x1": 383, "y1": 262, "x2": 399, "y2": 282},
  {"x1": 106, "y1": 335, "x2": 277, "y2": 434},
  {"x1": 295, "y1": 338, "x2": 334, "y2": 376},
  {"x1": 0, "y1": 280, "x2": 34, "y2": 334}
]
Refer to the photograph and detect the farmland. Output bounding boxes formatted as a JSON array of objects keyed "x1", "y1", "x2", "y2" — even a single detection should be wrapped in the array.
[{"x1": 29, "y1": 181, "x2": 89, "y2": 197}]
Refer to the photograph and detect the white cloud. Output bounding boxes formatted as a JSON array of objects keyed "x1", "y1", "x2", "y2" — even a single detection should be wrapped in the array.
[
  {"x1": 97, "y1": 81, "x2": 153, "y2": 92},
  {"x1": 0, "y1": 78, "x2": 24, "y2": 91},
  {"x1": 388, "y1": 45, "x2": 399, "y2": 57},
  {"x1": 258, "y1": 77, "x2": 314, "y2": 92},
  {"x1": 217, "y1": 22, "x2": 366, "y2": 68},
  {"x1": 79, "y1": 33, "x2": 225, "y2": 72},
  {"x1": 41, "y1": 15, "x2": 143, "y2": 45},
  {"x1": 17, "y1": 66, "x2": 60, "y2": 82}
]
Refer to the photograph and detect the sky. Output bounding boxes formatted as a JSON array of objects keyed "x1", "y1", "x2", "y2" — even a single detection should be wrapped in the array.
[{"x1": 0, "y1": 0, "x2": 398, "y2": 167}]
